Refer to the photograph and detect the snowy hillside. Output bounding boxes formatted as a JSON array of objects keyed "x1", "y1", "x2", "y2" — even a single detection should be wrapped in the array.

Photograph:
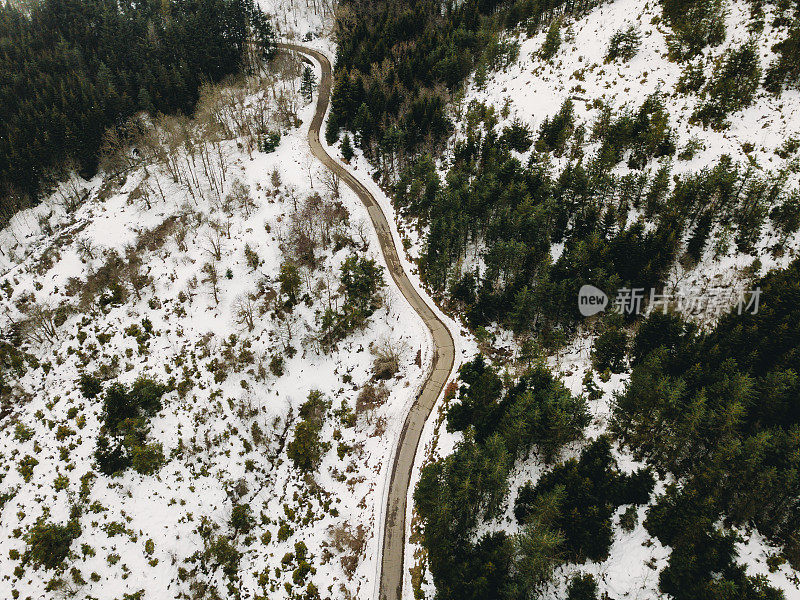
[
  {"x1": 453, "y1": 0, "x2": 800, "y2": 311},
  {"x1": 401, "y1": 0, "x2": 800, "y2": 599},
  {"x1": 0, "y1": 50, "x2": 431, "y2": 599}
]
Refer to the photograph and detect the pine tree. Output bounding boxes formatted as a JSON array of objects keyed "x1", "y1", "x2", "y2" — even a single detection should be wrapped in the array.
[
  {"x1": 300, "y1": 66, "x2": 316, "y2": 103},
  {"x1": 340, "y1": 134, "x2": 354, "y2": 162}
]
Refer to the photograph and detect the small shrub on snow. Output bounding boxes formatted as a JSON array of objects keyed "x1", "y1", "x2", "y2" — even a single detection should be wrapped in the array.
[
  {"x1": 129, "y1": 442, "x2": 165, "y2": 475},
  {"x1": 17, "y1": 455, "x2": 38, "y2": 482},
  {"x1": 24, "y1": 518, "x2": 80, "y2": 570},
  {"x1": 13, "y1": 422, "x2": 34, "y2": 442},
  {"x1": 591, "y1": 325, "x2": 629, "y2": 375},
  {"x1": 605, "y1": 25, "x2": 640, "y2": 63},
  {"x1": 566, "y1": 573, "x2": 599, "y2": 600}
]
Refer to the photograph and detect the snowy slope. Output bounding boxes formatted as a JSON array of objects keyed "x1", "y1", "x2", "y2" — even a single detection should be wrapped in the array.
[
  {"x1": 404, "y1": 1, "x2": 800, "y2": 598},
  {"x1": 0, "y1": 51, "x2": 432, "y2": 600}
]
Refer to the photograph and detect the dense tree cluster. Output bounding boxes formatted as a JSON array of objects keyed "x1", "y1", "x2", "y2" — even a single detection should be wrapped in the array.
[
  {"x1": 93, "y1": 375, "x2": 169, "y2": 476},
  {"x1": 0, "y1": 0, "x2": 275, "y2": 224},
  {"x1": 515, "y1": 437, "x2": 653, "y2": 562},
  {"x1": 613, "y1": 260, "x2": 800, "y2": 596},
  {"x1": 693, "y1": 42, "x2": 762, "y2": 129},
  {"x1": 661, "y1": 0, "x2": 727, "y2": 59},
  {"x1": 414, "y1": 356, "x2": 589, "y2": 599},
  {"x1": 394, "y1": 95, "x2": 682, "y2": 342},
  {"x1": 327, "y1": 0, "x2": 603, "y2": 176}
]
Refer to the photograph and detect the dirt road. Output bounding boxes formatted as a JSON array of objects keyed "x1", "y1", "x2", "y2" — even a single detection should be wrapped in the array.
[{"x1": 277, "y1": 43, "x2": 456, "y2": 600}]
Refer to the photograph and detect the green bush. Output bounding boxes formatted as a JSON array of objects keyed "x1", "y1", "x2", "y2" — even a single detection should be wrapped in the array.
[
  {"x1": 269, "y1": 355, "x2": 284, "y2": 377},
  {"x1": 231, "y1": 504, "x2": 254, "y2": 534},
  {"x1": 591, "y1": 326, "x2": 628, "y2": 374},
  {"x1": 78, "y1": 373, "x2": 102, "y2": 399},
  {"x1": 94, "y1": 434, "x2": 130, "y2": 476},
  {"x1": 606, "y1": 25, "x2": 640, "y2": 63},
  {"x1": 500, "y1": 119, "x2": 533, "y2": 153},
  {"x1": 536, "y1": 99, "x2": 574, "y2": 155},
  {"x1": 341, "y1": 134, "x2": 354, "y2": 161},
  {"x1": 129, "y1": 442, "x2": 165, "y2": 475},
  {"x1": 765, "y1": 22, "x2": 800, "y2": 93},
  {"x1": 567, "y1": 573, "x2": 599, "y2": 600},
  {"x1": 287, "y1": 390, "x2": 331, "y2": 472},
  {"x1": 258, "y1": 131, "x2": 281, "y2": 153},
  {"x1": 25, "y1": 519, "x2": 80, "y2": 570}
]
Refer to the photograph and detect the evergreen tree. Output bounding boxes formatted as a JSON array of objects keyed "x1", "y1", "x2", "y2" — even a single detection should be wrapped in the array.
[
  {"x1": 340, "y1": 134, "x2": 354, "y2": 162},
  {"x1": 300, "y1": 66, "x2": 316, "y2": 103}
]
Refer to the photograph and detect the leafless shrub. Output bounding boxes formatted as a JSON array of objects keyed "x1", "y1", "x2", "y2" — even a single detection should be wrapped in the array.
[
  {"x1": 270, "y1": 168, "x2": 281, "y2": 191},
  {"x1": 19, "y1": 302, "x2": 71, "y2": 344},
  {"x1": 372, "y1": 339, "x2": 400, "y2": 380},
  {"x1": 134, "y1": 215, "x2": 185, "y2": 254},
  {"x1": 356, "y1": 382, "x2": 389, "y2": 415},
  {"x1": 328, "y1": 523, "x2": 367, "y2": 579},
  {"x1": 322, "y1": 169, "x2": 341, "y2": 200},
  {"x1": 76, "y1": 237, "x2": 96, "y2": 262},
  {"x1": 205, "y1": 225, "x2": 224, "y2": 261},
  {"x1": 78, "y1": 250, "x2": 127, "y2": 312},
  {"x1": 233, "y1": 294, "x2": 258, "y2": 332},
  {"x1": 275, "y1": 88, "x2": 300, "y2": 128},
  {"x1": 226, "y1": 178, "x2": 256, "y2": 218},
  {"x1": 121, "y1": 244, "x2": 151, "y2": 302},
  {"x1": 53, "y1": 164, "x2": 88, "y2": 214}
]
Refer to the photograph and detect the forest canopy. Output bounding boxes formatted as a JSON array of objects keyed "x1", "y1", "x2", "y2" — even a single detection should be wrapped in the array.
[{"x1": 0, "y1": 0, "x2": 275, "y2": 224}]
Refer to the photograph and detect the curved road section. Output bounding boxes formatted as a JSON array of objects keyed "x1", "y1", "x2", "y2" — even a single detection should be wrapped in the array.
[{"x1": 278, "y1": 43, "x2": 456, "y2": 600}]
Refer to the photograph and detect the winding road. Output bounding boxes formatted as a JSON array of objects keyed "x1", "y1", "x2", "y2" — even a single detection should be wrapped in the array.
[{"x1": 277, "y1": 43, "x2": 456, "y2": 600}]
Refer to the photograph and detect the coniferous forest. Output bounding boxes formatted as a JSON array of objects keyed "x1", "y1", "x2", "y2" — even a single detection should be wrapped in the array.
[
  {"x1": 0, "y1": 0, "x2": 275, "y2": 224},
  {"x1": 326, "y1": 0, "x2": 800, "y2": 598}
]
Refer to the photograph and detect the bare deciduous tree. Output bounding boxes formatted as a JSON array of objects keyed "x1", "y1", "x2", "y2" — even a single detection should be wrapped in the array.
[
  {"x1": 20, "y1": 303, "x2": 68, "y2": 344},
  {"x1": 322, "y1": 169, "x2": 341, "y2": 199},
  {"x1": 233, "y1": 294, "x2": 258, "y2": 332},
  {"x1": 202, "y1": 262, "x2": 220, "y2": 305},
  {"x1": 205, "y1": 224, "x2": 224, "y2": 261},
  {"x1": 76, "y1": 237, "x2": 96, "y2": 262},
  {"x1": 227, "y1": 178, "x2": 256, "y2": 218}
]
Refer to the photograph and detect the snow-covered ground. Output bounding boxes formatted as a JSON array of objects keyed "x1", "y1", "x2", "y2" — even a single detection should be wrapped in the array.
[
  {"x1": 0, "y1": 49, "x2": 435, "y2": 599},
  {"x1": 403, "y1": 0, "x2": 800, "y2": 598},
  {"x1": 2, "y1": 1, "x2": 800, "y2": 598},
  {"x1": 447, "y1": 0, "x2": 800, "y2": 310}
]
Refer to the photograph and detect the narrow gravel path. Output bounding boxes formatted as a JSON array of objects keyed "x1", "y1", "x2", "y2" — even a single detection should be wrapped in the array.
[{"x1": 277, "y1": 43, "x2": 456, "y2": 600}]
